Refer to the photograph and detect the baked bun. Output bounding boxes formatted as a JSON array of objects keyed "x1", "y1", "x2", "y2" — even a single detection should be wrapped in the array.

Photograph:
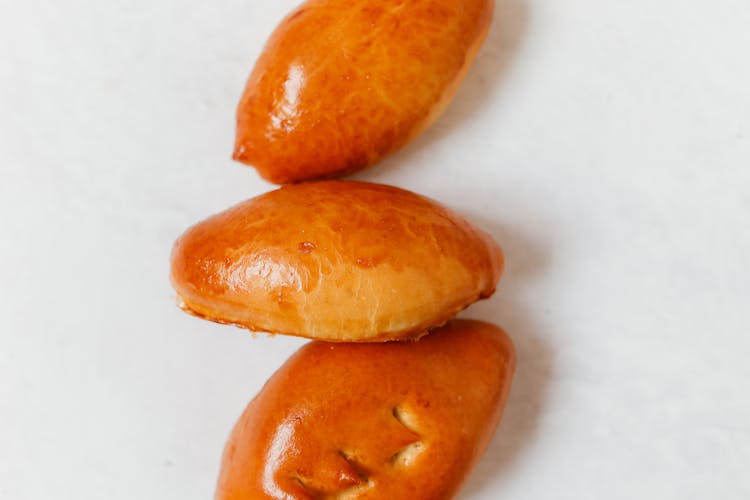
[
  {"x1": 233, "y1": 0, "x2": 494, "y2": 184},
  {"x1": 170, "y1": 181, "x2": 502, "y2": 341},
  {"x1": 216, "y1": 319, "x2": 515, "y2": 500}
]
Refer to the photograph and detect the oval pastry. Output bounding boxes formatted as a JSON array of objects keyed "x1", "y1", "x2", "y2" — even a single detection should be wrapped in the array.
[
  {"x1": 233, "y1": 0, "x2": 494, "y2": 183},
  {"x1": 216, "y1": 319, "x2": 515, "y2": 500},
  {"x1": 170, "y1": 181, "x2": 502, "y2": 341}
]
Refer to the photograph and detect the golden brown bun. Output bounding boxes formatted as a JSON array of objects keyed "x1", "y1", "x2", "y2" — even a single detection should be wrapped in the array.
[
  {"x1": 233, "y1": 0, "x2": 494, "y2": 184},
  {"x1": 216, "y1": 319, "x2": 515, "y2": 500},
  {"x1": 170, "y1": 181, "x2": 502, "y2": 341}
]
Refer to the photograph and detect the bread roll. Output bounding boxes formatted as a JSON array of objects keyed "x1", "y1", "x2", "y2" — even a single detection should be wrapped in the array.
[
  {"x1": 216, "y1": 319, "x2": 515, "y2": 500},
  {"x1": 170, "y1": 181, "x2": 502, "y2": 341},
  {"x1": 233, "y1": 0, "x2": 494, "y2": 184}
]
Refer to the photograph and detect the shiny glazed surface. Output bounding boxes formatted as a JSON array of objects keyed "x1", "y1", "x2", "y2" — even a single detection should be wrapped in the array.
[
  {"x1": 234, "y1": 0, "x2": 494, "y2": 183},
  {"x1": 170, "y1": 181, "x2": 503, "y2": 341},
  {"x1": 216, "y1": 319, "x2": 515, "y2": 500}
]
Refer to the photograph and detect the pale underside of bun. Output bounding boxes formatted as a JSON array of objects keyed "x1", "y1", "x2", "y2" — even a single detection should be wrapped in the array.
[{"x1": 173, "y1": 284, "x2": 496, "y2": 342}]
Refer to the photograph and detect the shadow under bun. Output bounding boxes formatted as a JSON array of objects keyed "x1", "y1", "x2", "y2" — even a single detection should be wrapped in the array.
[
  {"x1": 216, "y1": 319, "x2": 515, "y2": 500},
  {"x1": 233, "y1": 0, "x2": 494, "y2": 184},
  {"x1": 170, "y1": 181, "x2": 503, "y2": 341}
]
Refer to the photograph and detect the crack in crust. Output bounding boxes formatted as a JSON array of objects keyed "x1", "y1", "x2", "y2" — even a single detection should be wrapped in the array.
[
  {"x1": 337, "y1": 450, "x2": 370, "y2": 483},
  {"x1": 290, "y1": 405, "x2": 426, "y2": 498},
  {"x1": 389, "y1": 405, "x2": 425, "y2": 467},
  {"x1": 292, "y1": 473, "x2": 374, "y2": 500},
  {"x1": 291, "y1": 475, "x2": 323, "y2": 497},
  {"x1": 330, "y1": 480, "x2": 375, "y2": 500}
]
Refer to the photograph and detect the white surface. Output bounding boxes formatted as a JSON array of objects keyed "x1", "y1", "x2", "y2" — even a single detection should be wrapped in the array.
[{"x1": 1, "y1": 0, "x2": 749, "y2": 498}]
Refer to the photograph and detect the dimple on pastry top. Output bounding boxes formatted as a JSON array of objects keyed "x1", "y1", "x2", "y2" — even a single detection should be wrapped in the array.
[
  {"x1": 170, "y1": 181, "x2": 503, "y2": 341},
  {"x1": 233, "y1": 0, "x2": 494, "y2": 184},
  {"x1": 216, "y1": 319, "x2": 516, "y2": 500}
]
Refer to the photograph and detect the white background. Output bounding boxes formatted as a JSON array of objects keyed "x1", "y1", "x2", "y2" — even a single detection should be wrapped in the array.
[{"x1": 1, "y1": 0, "x2": 749, "y2": 498}]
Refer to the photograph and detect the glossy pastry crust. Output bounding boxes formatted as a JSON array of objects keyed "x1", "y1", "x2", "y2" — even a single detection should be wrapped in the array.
[
  {"x1": 170, "y1": 181, "x2": 503, "y2": 341},
  {"x1": 216, "y1": 319, "x2": 515, "y2": 500},
  {"x1": 234, "y1": 0, "x2": 494, "y2": 183}
]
